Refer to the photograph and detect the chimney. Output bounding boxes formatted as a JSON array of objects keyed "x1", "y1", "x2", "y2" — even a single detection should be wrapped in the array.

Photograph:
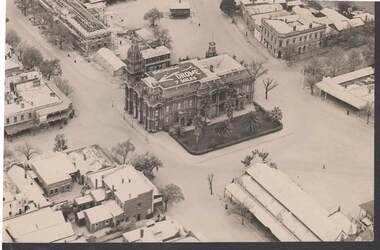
[
  {"x1": 112, "y1": 185, "x2": 115, "y2": 192},
  {"x1": 140, "y1": 229, "x2": 144, "y2": 238},
  {"x1": 309, "y1": 23, "x2": 312, "y2": 29},
  {"x1": 20, "y1": 102, "x2": 24, "y2": 109},
  {"x1": 293, "y1": 26, "x2": 296, "y2": 31},
  {"x1": 128, "y1": 179, "x2": 131, "y2": 183},
  {"x1": 95, "y1": 179, "x2": 98, "y2": 189},
  {"x1": 209, "y1": 65, "x2": 214, "y2": 72},
  {"x1": 365, "y1": 15, "x2": 368, "y2": 21},
  {"x1": 83, "y1": 154, "x2": 87, "y2": 161},
  {"x1": 122, "y1": 178, "x2": 124, "y2": 184}
]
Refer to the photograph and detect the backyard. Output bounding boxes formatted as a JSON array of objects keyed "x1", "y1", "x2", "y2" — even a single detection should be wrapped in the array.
[{"x1": 171, "y1": 104, "x2": 282, "y2": 155}]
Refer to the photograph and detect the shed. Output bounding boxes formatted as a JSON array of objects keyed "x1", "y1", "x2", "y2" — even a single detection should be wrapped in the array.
[{"x1": 94, "y1": 48, "x2": 126, "y2": 76}]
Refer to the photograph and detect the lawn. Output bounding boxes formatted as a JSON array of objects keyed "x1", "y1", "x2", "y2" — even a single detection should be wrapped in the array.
[{"x1": 171, "y1": 104, "x2": 283, "y2": 155}]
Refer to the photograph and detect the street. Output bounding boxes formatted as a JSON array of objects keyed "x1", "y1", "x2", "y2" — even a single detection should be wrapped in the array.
[{"x1": 6, "y1": 0, "x2": 374, "y2": 242}]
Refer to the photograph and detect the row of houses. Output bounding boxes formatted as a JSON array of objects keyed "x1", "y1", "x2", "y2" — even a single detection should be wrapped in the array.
[
  {"x1": 3, "y1": 143, "x2": 199, "y2": 242},
  {"x1": 239, "y1": 1, "x2": 374, "y2": 58}
]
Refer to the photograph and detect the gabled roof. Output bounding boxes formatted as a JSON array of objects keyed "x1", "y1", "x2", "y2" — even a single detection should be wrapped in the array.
[
  {"x1": 83, "y1": 200, "x2": 123, "y2": 224},
  {"x1": 96, "y1": 48, "x2": 126, "y2": 71},
  {"x1": 244, "y1": 163, "x2": 352, "y2": 241}
]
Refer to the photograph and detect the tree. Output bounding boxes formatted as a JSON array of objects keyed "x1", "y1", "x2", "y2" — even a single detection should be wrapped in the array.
[
  {"x1": 224, "y1": 98, "x2": 235, "y2": 123},
  {"x1": 159, "y1": 184, "x2": 184, "y2": 212},
  {"x1": 144, "y1": 8, "x2": 163, "y2": 27},
  {"x1": 347, "y1": 50, "x2": 363, "y2": 71},
  {"x1": 323, "y1": 49, "x2": 346, "y2": 77},
  {"x1": 45, "y1": 21, "x2": 74, "y2": 50},
  {"x1": 199, "y1": 94, "x2": 212, "y2": 123},
  {"x1": 53, "y1": 76, "x2": 73, "y2": 97},
  {"x1": 215, "y1": 120, "x2": 233, "y2": 138},
  {"x1": 282, "y1": 45, "x2": 297, "y2": 63},
  {"x1": 6, "y1": 29, "x2": 21, "y2": 47},
  {"x1": 241, "y1": 149, "x2": 277, "y2": 169},
  {"x1": 153, "y1": 27, "x2": 172, "y2": 49},
  {"x1": 229, "y1": 200, "x2": 251, "y2": 225},
  {"x1": 40, "y1": 59, "x2": 62, "y2": 80},
  {"x1": 306, "y1": 0, "x2": 322, "y2": 10},
  {"x1": 111, "y1": 139, "x2": 135, "y2": 164},
  {"x1": 362, "y1": 44, "x2": 374, "y2": 66},
  {"x1": 16, "y1": 142, "x2": 40, "y2": 161},
  {"x1": 15, "y1": 0, "x2": 32, "y2": 16},
  {"x1": 193, "y1": 114, "x2": 204, "y2": 144},
  {"x1": 246, "y1": 111, "x2": 261, "y2": 133},
  {"x1": 131, "y1": 152, "x2": 163, "y2": 179},
  {"x1": 268, "y1": 106, "x2": 283, "y2": 122},
  {"x1": 304, "y1": 58, "x2": 324, "y2": 95},
  {"x1": 207, "y1": 173, "x2": 215, "y2": 195},
  {"x1": 262, "y1": 78, "x2": 278, "y2": 100},
  {"x1": 54, "y1": 134, "x2": 68, "y2": 152},
  {"x1": 220, "y1": 0, "x2": 237, "y2": 16},
  {"x1": 362, "y1": 102, "x2": 374, "y2": 125},
  {"x1": 336, "y1": 1, "x2": 353, "y2": 16},
  {"x1": 21, "y1": 46, "x2": 43, "y2": 69}
]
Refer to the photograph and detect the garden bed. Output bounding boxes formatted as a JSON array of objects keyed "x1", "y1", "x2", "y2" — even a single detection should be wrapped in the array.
[{"x1": 170, "y1": 104, "x2": 283, "y2": 155}]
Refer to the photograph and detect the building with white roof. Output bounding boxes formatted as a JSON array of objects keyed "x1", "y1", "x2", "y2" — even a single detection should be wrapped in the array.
[
  {"x1": 122, "y1": 219, "x2": 184, "y2": 242},
  {"x1": 4, "y1": 68, "x2": 74, "y2": 136},
  {"x1": 261, "y1": 13, "x2": 326, "y2": 58},
  {"x1": 225, "y1": 163, "x2": 354, "y2": 241},
  {"x1": 125, "y1": 53, "x2": 253, "y2": 132},
  {"x1": 169, "y1": 0, "x2": 191, "y2": 18},
  {"x1": 38, "y1": 0, "x2": 111, "y2": 55},
  {"x1": 5, "y1": 59, "x2": 22, "y2": 77},
  {"x1": 31, "y1": 153, "x2": 78, "y2": 196},
  {"x1": 94, "y1": 48, "x2": 126, "y2": 76},
  {"x1": 103, "y1": 166, "x2": 155, "y2": 221},
  {"x1": 82, "y1": 200, "x2": 125, "y2": 233},
  {"x1": 3, "y1": 207, "x2": 75, "y2": 243},
  {"x1": 319, "y1": 8, "x2": 364, "y2": 31},
  {"x1": 6, "y1": 166, "x2": 51, "y2": 210},
  {"x1": 66, "y1": 144, "x2": 116, "y2": 183},
  {"x1": 316, "y1": 67, "x2": 374, "y2": 111}
]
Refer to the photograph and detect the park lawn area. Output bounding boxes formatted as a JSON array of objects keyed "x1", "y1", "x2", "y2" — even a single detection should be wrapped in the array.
[{"x1": 171, "y1": 105, "x2": 283, "y2": 155}]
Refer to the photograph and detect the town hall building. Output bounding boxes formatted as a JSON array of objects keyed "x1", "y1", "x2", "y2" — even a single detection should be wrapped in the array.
[{"x1": 124, "y1": 42, "x2": 254, "y2": 132}]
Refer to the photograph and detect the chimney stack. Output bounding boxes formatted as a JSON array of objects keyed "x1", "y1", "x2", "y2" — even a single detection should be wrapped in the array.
[
  {"x1": 140, "y1": 229, "x2": 144, "y2": 238},
  {"x1": 122, "y1": 178, "x2": 124, "y2": 184},
  {"x1": 95, "y1": 179, "x2": 98, "y2": 189},
  {"x1": 309, "y1": 23, "x2": 312, "y2": 29}
]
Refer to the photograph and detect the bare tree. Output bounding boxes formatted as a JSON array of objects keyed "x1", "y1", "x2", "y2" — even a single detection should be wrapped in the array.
[
  {"x1": 262, "y1": 78, "x2": 278, "y2": 100},
  {"x1": 246, "y1": 60, "x2": 267, "y2": 98},
  {"x1": 16, "y1": 142, "x2": 40, "y2": 161},
  {"x1": 207, "y1": 173, "x2": 215, "y2": 195},
  {"x1": 144, "y1": 8, "x2": 163, "y2": 27},
  {"x1": 21, "y1": 46, "x2": 44, "y2": 69},
  {"x1": 111, "y1": 139, "x2": 135, "y2": 164}
]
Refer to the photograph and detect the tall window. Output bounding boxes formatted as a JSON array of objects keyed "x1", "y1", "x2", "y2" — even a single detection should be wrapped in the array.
[{"x1": 14, "y1": 116, "x2": 17, "y2": 123}]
